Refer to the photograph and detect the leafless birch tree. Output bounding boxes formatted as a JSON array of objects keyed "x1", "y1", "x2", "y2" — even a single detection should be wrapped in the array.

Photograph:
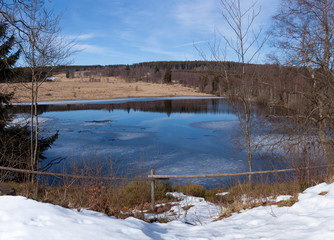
[
  {"x1": 272, "y1": 0, "x2": 334, "y2": 172},
  {"x1": 219, "y1": 0, "x2": 269, "y2": 182}
]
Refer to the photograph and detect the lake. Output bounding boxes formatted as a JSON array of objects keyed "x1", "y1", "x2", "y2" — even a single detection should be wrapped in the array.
[{"x1": 17, "y1": 97, "x2": 260, "y2": 187}]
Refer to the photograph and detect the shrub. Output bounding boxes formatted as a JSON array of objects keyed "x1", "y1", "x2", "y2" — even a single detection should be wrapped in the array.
[{"x1": 172, "y1": 183, "x2": 206, "y2": 198}]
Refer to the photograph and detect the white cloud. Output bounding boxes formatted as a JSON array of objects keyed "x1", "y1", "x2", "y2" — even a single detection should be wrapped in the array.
[
  {"x1": 114, "y1": 30, "x2": 137, "y2": 42},
  {"x1": 135, "y1": 36, "x2": 197, "y2": 60},
  {"x1": 76, "y1": 33, "x2": 98, "y2": 40},
  {"x1": 74, "y1": 44, "x2": 111, "y2": 55},
  {"x1": 138, "y1": 45, "x2": 183, "y2": 59},
  {"x1": 173, "y1": 41, "x2": 206, "y2": 48},
  {"x1": 65, "y1": 32, "x2": 99, "y2": 41},
  {"x1": 173, "y1": 0, "x2": 220, "y2": 34}
]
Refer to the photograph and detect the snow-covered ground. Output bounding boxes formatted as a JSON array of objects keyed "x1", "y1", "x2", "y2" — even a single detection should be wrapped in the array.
[
  {"x1": 145, "y1": 192, "x2": 222, "y2": 225},
  {"x1": 1, "y1": 182, "x2": 334, "y2": 239}
]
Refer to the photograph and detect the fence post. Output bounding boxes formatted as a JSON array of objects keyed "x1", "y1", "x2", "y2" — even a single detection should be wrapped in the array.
[
  {"x1": 151, "y1": 169, "x2": 156, "y2": 213},
  {"x1": 307, "y1": 165, "x2": 310, "y2": 186}
]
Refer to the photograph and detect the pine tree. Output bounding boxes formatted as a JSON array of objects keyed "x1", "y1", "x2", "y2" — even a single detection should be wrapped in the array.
[
  {"x1": 0, "y1": 22, "x2": 20, "y2": 82},
  {"x1": 212, "y1": 76, "x2": 219, "y2": 94},
  {"x1": 0, "y1": 21, "x2": 20, "y2": 129},
  {"x1": 0, "y1": 21, "x2": 58, "y2": 181},
  {"x1": 163, "y1": 65, "x2": 172, "y2": 84}
]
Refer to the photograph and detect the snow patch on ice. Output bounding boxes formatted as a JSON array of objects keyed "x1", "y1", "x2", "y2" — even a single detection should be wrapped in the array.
[
  {"x1": 114, "y1": 132, "x2": 148, "y2": 141},
  {"x1": 191, "y1": 120, "x2": 238, "y2": 130},
  {"x1": 8, "y1": 114, "x2": 52, "y2": 127}
]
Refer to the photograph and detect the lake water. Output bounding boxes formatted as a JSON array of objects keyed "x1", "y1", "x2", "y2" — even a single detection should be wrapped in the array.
[{"x1": 19, "y1": 97, "x2": 258, "y2": 187}]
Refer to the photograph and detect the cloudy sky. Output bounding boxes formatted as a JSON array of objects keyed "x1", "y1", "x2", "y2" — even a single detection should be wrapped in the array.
[{"x1": 53, "y1": 0, "x2": 280, "y2": 65}]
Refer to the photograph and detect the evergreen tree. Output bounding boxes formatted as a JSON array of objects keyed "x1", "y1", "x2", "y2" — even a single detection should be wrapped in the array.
[
  {"x1": 0, "y1": 21, "x2": 19, "y2": 130},
  {"x1": 0, "y1": 22, "x2": 20, "y2": 82},
  {"x1": 0, "y1": 21, "x2": 58, "y2": 182},
  {"x1": 154, "y1": 65, "x2": 159, "y2": 73},
  {"x1": 212, "y1": 76, "x2": 219, "y2": 94},
  {"x1": 163, "y1": 65, "x2": 172, "y2": 84},
  {"x1": 0, "y1": 21, "x2": 19, "y2": 129}
]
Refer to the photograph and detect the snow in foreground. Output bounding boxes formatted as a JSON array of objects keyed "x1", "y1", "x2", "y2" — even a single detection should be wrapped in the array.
[{"x1": 1, "y1": 183, "x2": 334, "y2": 239}]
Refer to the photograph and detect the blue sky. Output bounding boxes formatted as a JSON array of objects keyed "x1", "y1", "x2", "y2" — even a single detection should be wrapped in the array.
[{"x1": 53, "y1": 0, "x2": 279, "y2": 66}]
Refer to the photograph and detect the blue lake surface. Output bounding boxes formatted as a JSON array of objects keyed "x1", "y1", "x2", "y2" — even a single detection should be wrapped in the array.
[{"x1": 35, "y1": 97, "x2": 251, "y2": 187}]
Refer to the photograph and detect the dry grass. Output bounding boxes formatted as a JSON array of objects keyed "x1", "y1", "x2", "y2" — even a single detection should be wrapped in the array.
[
  {"x1": 0, "y1": 178, "x2": 320, "y2": 221},
  {"x1": 171, "y1": 183, "x2": 207, "y2": 198},
  {"x1": 1, "y1": 72, "x2": 212, "y2": 103},
  {"x1": 4, "y1": 180, "x2": 172, "y2": 219},
  {"x1": 213, "y1": 181, "x2": 301, "y2": 219},
  {"x1": 0, "y1": 154, "x2": 174, "y2": 220}
]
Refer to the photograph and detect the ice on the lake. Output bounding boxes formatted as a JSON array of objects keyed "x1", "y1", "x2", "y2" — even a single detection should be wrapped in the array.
[
  {"x1": 191, "y1": 120, "x2": 239, "y2": 130},
  {"x1": 9, "y1": 114, "x2": 52, "y2": 127},
  {"x1": 114, "y1": 132, "x2": 148, "y2": 141}
]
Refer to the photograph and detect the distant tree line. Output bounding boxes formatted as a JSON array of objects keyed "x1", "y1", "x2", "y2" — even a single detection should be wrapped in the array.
[{"x1": 57, "y1": 61, "x2": 308, "y2": 114}]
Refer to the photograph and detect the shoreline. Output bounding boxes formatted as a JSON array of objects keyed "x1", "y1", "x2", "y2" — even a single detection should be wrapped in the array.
[
  {"x1": 2, "y1": 75, "x2": 213, "y2": 103},
  {"x1": 13, "y1": 96, "x2": 223, "y2": 105}
]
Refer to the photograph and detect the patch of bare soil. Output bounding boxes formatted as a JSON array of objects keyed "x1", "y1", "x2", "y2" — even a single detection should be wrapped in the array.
[{"x1": 1, "y1": 72, "x2": 212, "y2": 103}]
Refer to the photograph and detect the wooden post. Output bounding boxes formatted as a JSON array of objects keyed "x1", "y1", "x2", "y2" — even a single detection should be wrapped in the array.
[
  {"x1": 151, "y1": 169, "x2": 156, "y2": 213},
  {"x1": 307, "y1": 165, "x2": 310, "y2": 186}
]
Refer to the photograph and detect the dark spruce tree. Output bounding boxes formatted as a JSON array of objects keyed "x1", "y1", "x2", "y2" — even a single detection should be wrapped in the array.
[
  {"x1": 212, "y1": 75, "x2": 219, "y2": 95},
  {"x1": 0, "y1": 22, "x2": 59, "y2": 182},
  {"x1": 163, "y1": 65, "x2": 172, "y2": 84},
  {"x1": 0, "y1": 22, "x2": 19, "y2": 130},
  {"x1": 0, "y1": 22, "x2": 20, "y2": 82}
]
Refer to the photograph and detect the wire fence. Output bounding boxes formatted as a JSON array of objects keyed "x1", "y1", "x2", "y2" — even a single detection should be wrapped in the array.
[
  {"x1": 0, "y1": 166, "x2": 146, "y2": 182},
  {"x1": 1, "y1": 164, "x2": 332, "y2": 212},
  {"x1": 1, "y1": 164, "x2": 332, "y2": 181}
]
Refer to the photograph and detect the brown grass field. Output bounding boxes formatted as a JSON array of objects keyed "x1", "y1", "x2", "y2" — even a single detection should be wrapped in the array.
[{"x1": 1, "y1": 72, "x2": 212, "y2": 103}]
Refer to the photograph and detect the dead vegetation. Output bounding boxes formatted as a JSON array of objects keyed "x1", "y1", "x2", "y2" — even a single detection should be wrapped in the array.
[
  {"x1": 1, "y1": 71, "x2": 212, "y2": 103},
  {"x1": 2, "y1": 173, "x2": 328, "y2": 222},
  {"x1": 1, "y1": 150, "x2": 331, "y2": 222}
]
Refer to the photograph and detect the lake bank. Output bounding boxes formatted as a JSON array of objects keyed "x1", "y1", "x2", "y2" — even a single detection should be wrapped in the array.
[{"x1": 1, "y1": 73, "x2": 213, "y2": 103}]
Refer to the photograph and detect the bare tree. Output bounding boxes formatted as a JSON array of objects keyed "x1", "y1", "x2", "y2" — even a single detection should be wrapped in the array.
[
  {"x1": 219, "y1": 0, "x2": 269, "y2": 182},
  {"x1": 194, "y1": 30, "x2": 230, "y2": 94},
  {"x1": 272, "y1": 0, "x2": 334, "y2": 171},
  {"x1": 195, "y1": 0, "x2": 269, "y2": 182},
  {"x1": 0, "y1": 0, "x2": 74, "y2": 181}
]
